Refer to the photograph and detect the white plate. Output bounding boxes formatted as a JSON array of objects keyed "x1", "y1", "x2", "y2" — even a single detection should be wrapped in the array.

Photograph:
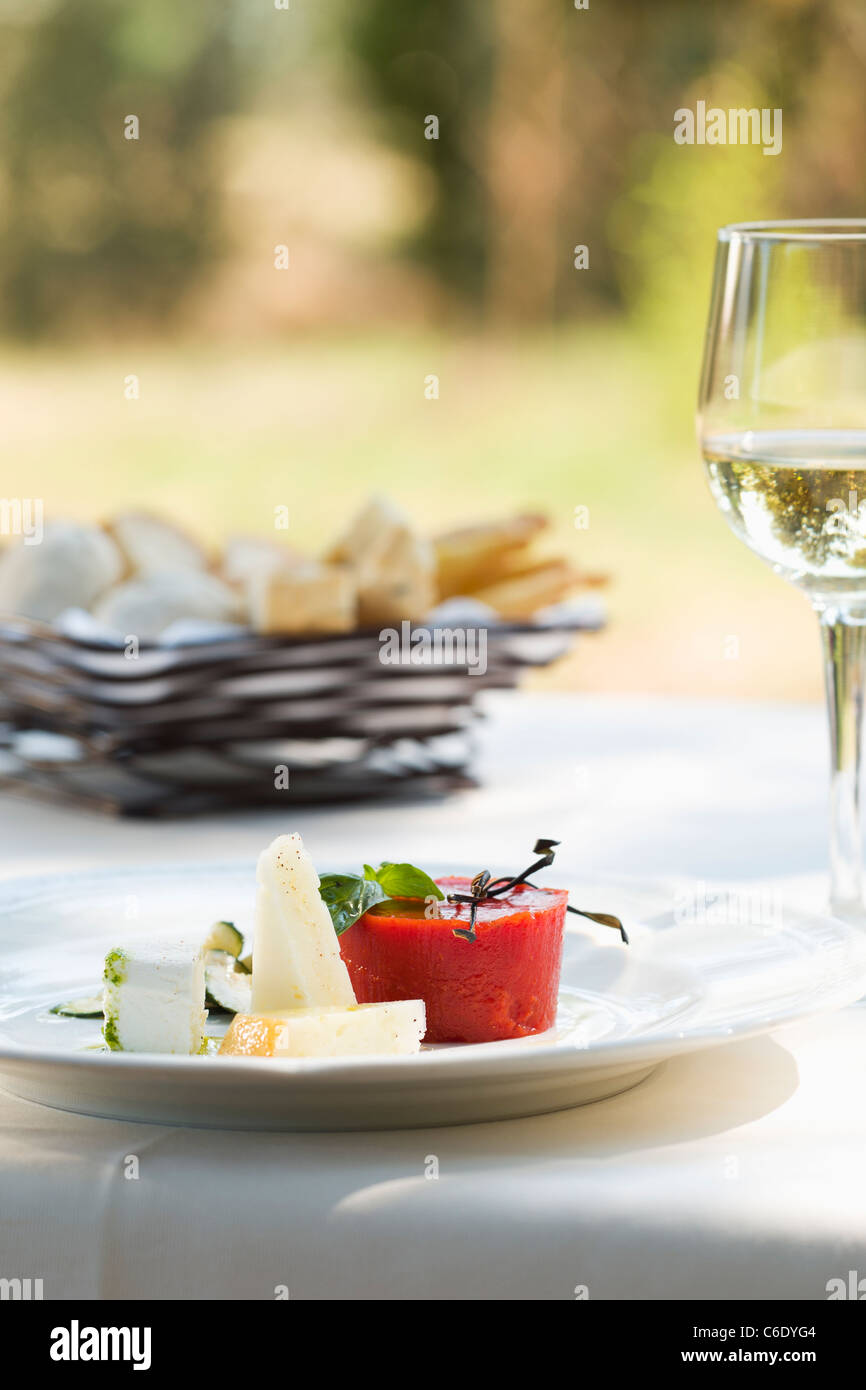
[{"x1": 0, "y1": 863, "x2": 864, "y2": 1130}]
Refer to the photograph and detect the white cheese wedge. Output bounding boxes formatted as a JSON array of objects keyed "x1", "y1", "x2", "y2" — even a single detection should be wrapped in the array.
[
  {"x1": 103, "y1": 938, "x2": 207, "y2": 1054},
  {"x1": 220, "y1": 1000, "x2": 426, "y2": 1057},
  {"x1": 251, "y1": 833, "x2": 356, "y2": 1013}
]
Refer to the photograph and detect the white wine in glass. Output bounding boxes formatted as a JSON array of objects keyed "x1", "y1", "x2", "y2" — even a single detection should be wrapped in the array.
[{"x1": 699, "y1": 223, "x2": 866, "y2": 919}]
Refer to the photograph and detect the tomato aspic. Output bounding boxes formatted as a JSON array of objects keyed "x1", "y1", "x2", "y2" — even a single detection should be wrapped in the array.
[{"x1": 339, "y1": 876, "x2": 569, "y2": 1043}]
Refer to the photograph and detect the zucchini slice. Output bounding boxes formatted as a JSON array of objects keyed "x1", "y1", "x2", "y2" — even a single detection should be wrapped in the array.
[
  {"x1": 50, "y1": 994, "x2": 104, "y2": 1019},
  {"x1": 203, "y1": 921, "x2": 244, "y2": 957},
  {"x1": 204, "y1": 949, "x2": 253, "y2": 1014}
]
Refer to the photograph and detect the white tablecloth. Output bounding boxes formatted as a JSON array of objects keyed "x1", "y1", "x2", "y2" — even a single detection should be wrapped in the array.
[{"x1": 1, "y1": 693, "x2": 864, "y2": 1300}]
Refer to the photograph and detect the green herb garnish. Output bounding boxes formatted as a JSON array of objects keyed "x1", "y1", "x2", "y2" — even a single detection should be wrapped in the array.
[
  {"x1": 363, "y1": 862, "x2": 445, "y2": 902},
  {"x1": 102, "y1": 948, "x2": 128, "y2": 1050},
  {"x1": 102, "y1": 1010, "x2": 122, "y2": 1051},
  {"x1": 103, "y1": 948, "x2": 127, "y2": 989},
  {"x1": 319, "y1": 861, "x2": 444, "y2": 936},
  {"x1": 319, "y1": 873, "x2": 387, "y2": 936}
]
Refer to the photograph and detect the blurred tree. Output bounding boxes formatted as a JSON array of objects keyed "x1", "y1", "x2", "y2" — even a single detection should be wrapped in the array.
[
  {"x1": 484, "y1": 0, "x2": 567, "y2": 325},
  {"x1": 0, "y1": 0, "x2": 238, "y2": 338},
  {"x1": 347, "y1": 0, "x2": 493, "y2": 315},
  {"x1": 348, "y1": 0, "x2": 574, "y2": 323}
]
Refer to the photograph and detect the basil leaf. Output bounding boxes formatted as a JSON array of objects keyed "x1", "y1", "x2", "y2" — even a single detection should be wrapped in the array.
[
  {"x1": 363, "y1": 861, "x2": 445, "y2": 901},
  {"x1": 319, "y1": 873, "x2": 386, "y2": 936}
]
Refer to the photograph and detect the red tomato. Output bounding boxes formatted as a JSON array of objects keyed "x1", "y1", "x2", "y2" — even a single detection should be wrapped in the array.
[{"x1": 339, "y1": 876, "x2": 568, "y2": 1043}]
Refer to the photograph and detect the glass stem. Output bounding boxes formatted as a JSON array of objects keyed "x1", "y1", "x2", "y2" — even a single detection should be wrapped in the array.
[{"x1": 818, "y1": 607, "x2": 866, "y2": 918}]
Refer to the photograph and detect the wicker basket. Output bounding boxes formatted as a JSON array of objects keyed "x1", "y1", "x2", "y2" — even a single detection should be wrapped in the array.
[{"x1": 0, "y1": 611, "x2": 600, "y2": 815}]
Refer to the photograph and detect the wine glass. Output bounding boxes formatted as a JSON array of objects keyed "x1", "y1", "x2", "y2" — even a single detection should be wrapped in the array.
[{"x1": 699, "y1": 220, "x2": 866, "y2": 920}]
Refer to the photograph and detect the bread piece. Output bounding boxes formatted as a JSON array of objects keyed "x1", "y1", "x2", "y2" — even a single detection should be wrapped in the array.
[
  {"x1": 106, "y1": 511, "x2": 208, "y2": 577},
  {"x1": 221, "y1": 535, "x2": 308, "y2": 586},
  {"x1": 327, "y1": 496, "x2": 434, "y2": 625},
  {"x1": 469, "y1": 559, "x2": 579, "y2": 619},
  {"x1": 0, "y1": 521, "x2": 123, "y2": 622},
  {"x1": 93, "y1": 570, "x2": 243, "y2": 640},
  {"x1": 326, "y1": 495, "x2": 406, "y2": 585},
  {"x1": 434, "y1": 513, "x2": 548, "y2": 598},
  {"x1": 357, "y1": 530, "x2": 435, "y2": 626},
  {"x1": 248, "y1": 564, "x2": 356, "y2": 635}
]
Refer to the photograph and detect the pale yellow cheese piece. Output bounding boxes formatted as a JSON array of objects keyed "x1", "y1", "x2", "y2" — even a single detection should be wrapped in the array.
[{"x1": 219, "y1": 1001, "x2": 426, "y2": 1058}]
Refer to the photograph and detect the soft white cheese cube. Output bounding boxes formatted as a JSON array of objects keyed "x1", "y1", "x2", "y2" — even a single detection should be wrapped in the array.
[{"x1": 103, "y1": 938, "x2": 208, "y2": 1054}]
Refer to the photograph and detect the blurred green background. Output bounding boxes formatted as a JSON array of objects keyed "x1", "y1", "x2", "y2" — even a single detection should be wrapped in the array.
[{"x1": 3, "y1": 0, "x2": 865, "y2": 697}]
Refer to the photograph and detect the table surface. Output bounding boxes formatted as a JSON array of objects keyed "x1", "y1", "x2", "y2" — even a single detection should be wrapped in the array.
[{"x1": 1, "y1": 691, "x2": 864, "y2": 1301}]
